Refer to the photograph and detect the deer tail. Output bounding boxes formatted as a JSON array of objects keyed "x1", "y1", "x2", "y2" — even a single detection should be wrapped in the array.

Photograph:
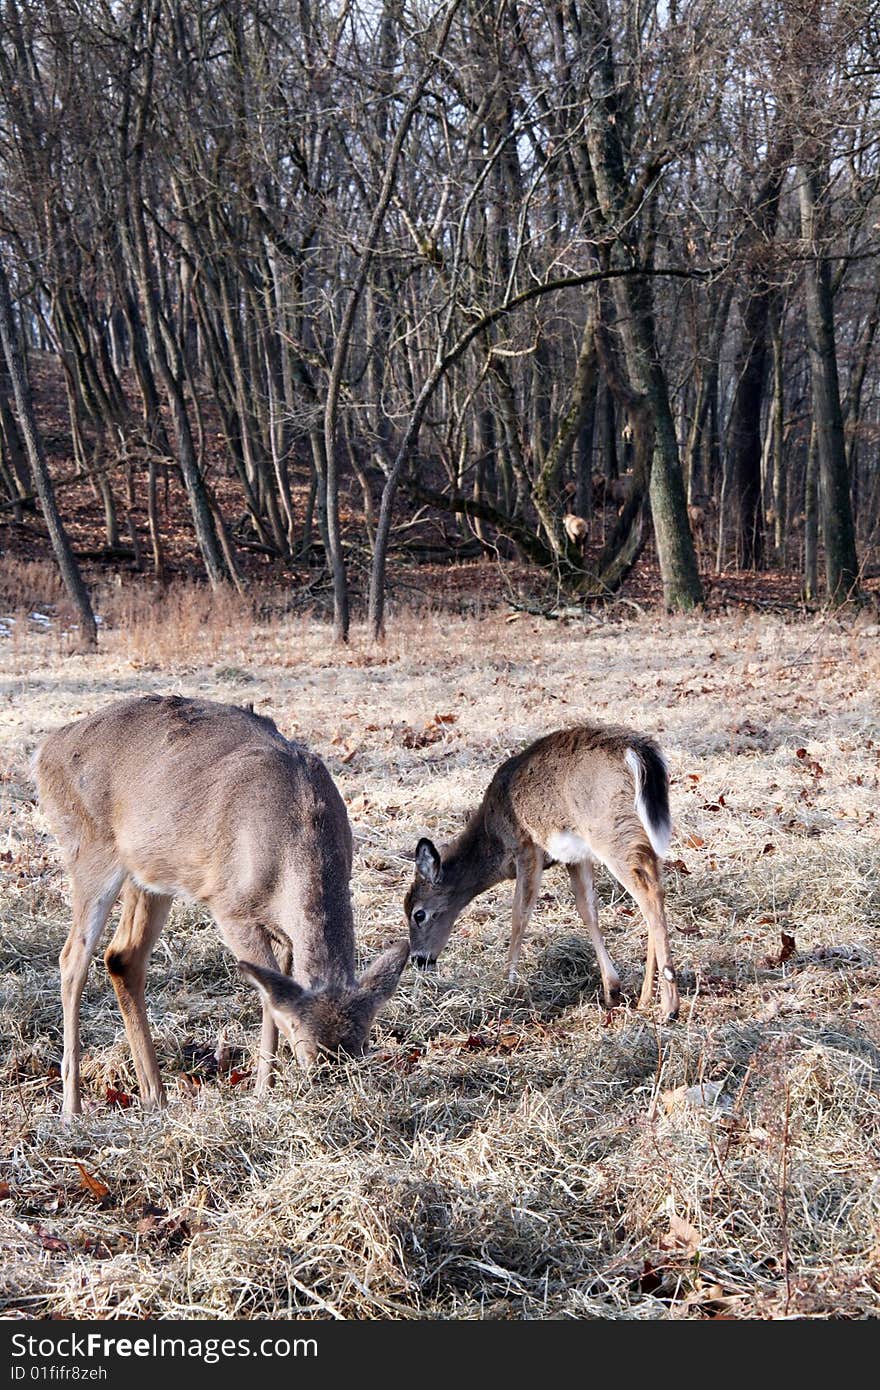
[{"x1": 624, "y1": 742, "x2": 671, "y2": 857}]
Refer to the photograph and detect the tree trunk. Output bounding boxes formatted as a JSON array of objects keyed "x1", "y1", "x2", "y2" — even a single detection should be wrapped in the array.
[
  {"x1": 0, "y1": 377, "x2": 31, "y2": 501},
  {"x1": 726, "y1": 160, "x2": 786, "y2": 569},
  {"x1": 612, "y1": 278, "x2": 703, "y2": 608},
  {"x1": 769, "y1": 302, "x2": 787, "y2": 565},
  {"x1": 146, "y1": 454, "x2": 166, "y2": 585},
  {"x1": 325, "y1": 0, "x2": 463, "y2": 641},
  {"x1": 122, "y1": 0, "x2": 229, "y2": 589},
  {"x1": 843, "y1": 278, "x2": 880, "y2": 517},
  {"x1": 797, "y1": 164, "x2": 859, "y2": 603},
  {"x1": 580, "y1": 0, "x2": 702, "y2": 609},
  {"x1": 803, "y1": 421, "x2": 819, "y2": 602},
  {"x1": 532, "y1": 304, "x2": 599, "y2": 560},
  {"x1": 0, "y1": 258, "x2": 97, "y2": 649}
]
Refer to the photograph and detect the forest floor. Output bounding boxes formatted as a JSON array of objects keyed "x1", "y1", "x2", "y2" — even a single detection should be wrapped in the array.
[{"x1": 1, "y1": 565, "x2": 878, "y2": 1319}]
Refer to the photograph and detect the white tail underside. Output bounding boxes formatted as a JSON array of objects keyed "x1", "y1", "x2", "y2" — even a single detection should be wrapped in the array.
[{"x1": 624, "y1": 748, "x2": 671, "y2": 857}]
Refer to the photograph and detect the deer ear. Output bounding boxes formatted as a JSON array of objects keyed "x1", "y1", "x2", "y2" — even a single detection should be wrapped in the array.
[
  {"x1": 415, "y1": 837, "x2": 442, "y2": 885},
  {"x1": 238, "y1": 960, "x2": 305, "y2": 1010},
  {"x1": 358, "y1": 940, "x2": 409, "y2": 1004}
]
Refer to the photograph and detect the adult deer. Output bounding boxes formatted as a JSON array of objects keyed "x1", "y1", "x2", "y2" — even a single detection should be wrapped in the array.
[
  {"x1": 405, "y1": 724, "x2": 679, "y2": 1020},
  {"x1": 34, "y1": 695, "x2": 409, "y2": 1115}
]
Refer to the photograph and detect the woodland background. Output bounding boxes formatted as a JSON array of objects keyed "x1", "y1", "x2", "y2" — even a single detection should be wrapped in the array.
[{"x1": 0, "y1": 0, "x2": 878, "y2": 634}]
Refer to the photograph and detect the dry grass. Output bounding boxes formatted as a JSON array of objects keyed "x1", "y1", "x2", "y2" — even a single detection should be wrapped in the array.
[{"x1": 1, "y1": 579, "x2": 879, "y2": 1320}]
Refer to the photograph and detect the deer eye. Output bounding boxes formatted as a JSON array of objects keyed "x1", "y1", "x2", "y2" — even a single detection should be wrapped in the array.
[{"x1": 412, "y1": 908, "x2": 427, "y2": 927}]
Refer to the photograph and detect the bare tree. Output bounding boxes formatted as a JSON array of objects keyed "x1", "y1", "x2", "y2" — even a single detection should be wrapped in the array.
[{"x1": 0, "y1": 256, "x2": 97, "y2": 647}]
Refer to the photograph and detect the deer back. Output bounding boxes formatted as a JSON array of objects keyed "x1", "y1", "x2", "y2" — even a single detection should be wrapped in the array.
[{"x1": 35, "y1": 694, "x2": 357, "y2": 985}]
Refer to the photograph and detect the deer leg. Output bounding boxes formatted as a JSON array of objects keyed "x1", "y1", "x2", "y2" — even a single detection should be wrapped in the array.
[
  {"x1": 217, "y1": 919, "x2": 290, "y2": 1094},
  {"x1": 59, "y1": 864, "x2": 125, "y2": 1116},
  {"x1": 599, "y1": 847, "x2": 679, "y2": 1021},
  {"x1": 261, "y1": 937, "x2": 294, "y2": 1071},
  {"x1": 274, "y1": 938, "x2": 293, "y2": 975},
  {"x1": 507, "y1": 845, "x2": 543, "y2": 983},
  {"x1": 567, "y1": 860, "x2": 621, "y2": 1007},
  {"x1": 104, "y1": 883, "x2": 172, "y2": 1109},
  {"x1": 639, "y1": 927, "x2": 658, "y2": 1012}
]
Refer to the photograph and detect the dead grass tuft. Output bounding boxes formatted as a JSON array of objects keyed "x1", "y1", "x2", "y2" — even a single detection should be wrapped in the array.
[{"x1": 99, "y1": 581, "x2": 262, "y2": 669}]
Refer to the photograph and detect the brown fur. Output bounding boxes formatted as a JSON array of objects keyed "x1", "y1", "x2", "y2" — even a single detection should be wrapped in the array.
[
  {"x1": 607, "y1": 472, "x2": 634, "y2": 510},
  {"x1": 562, "y1": 513, "x2": 589, "y2": 557},
  {"x1": 405, "y1": 723, "x2": 679, "y2": 1020},
  {"x1": 687, "y1": 500, "x2": 716, "y2": 564},
  {"x1": 34, "y1": 695, "x2": 409, "y2": 1115}
]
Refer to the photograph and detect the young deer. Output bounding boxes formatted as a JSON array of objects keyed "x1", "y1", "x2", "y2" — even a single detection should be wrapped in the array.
[
  {"x1": 404, "y1": 724, "x2": 679, "y2": 1020},
  {"x1": 34, "y1": 695, "x2": 409, "y2": 1115},
  {"x1": 562, "y1": 512, "x2": 589, "y2": 559}
]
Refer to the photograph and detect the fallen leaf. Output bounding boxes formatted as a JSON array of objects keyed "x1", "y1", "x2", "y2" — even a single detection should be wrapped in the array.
[
  {"x1": 375, "y1": 1046, "x2": 425, "y2": 1074},
  {"x1": 761, "y1": 842, "x2": 776, "y2": 855},
  {"x1": 661, "y1": 1080, "x2": 728, "y2": 1114},
  {"x1": 181, "y1": 1040, "x2": 221, "y2": 1077},
  {"x1": 761, "y1": 931, "x2": 797, "y2": 967},
  {"x1": 660, "y1": 1213, "x2": 701, "y2": 1254},
  {"x1": 228, "y1": 1068, "x2": 251, "y2": 1087},
  {"x1": 667, "y1": 859, "x2": 691, "y2": 875},
  {"x1": 756, "y1": 995, "x2": 782, "y2": 1022},
  {"x1": 80, "y1": 1236, "x2": 112, "y2": 1259},
  {"x1": 401, "y1": 726, "x2": 440, "y2": 749},
  {"x1": 33, "y1": 1225, "x2": 70, "y2": 1253},
  {"x1": 135, "y1": 1213, "x2": 194, "y2": 1249},
  {"x1": 0, "y1": 1181, "x2": 11, "y2": 1199},
  {"x1": 638, "y1": 1259, "x2": 665, "y2": 1294},
  {"x1": 77, "y1": 1164, "x2": 110, "y2": 1201},
  {"x1": 431, "y1": 712, "x2": 457, "y2": 725},
  {"x1": 684, "y1": 834, "x2": 705, "y2": 849},
  {"x1": 778, "y1": 931, "x2": 796, "y2": 962},
  {"x1": 105, "y1": 1086, "x2": 133, "y2": 1109},
  {"x1": 686, "y1": 1281, "x2": 744, "y2": 1313}
]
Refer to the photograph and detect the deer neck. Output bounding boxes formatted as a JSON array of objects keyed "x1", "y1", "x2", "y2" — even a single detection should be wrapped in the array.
[
  {"x1": 287, "y1": 858, "x2": 358, "y2": 990},
  {"x1": 443, "y1": 814, "x2": 512, "y2": 908}
]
